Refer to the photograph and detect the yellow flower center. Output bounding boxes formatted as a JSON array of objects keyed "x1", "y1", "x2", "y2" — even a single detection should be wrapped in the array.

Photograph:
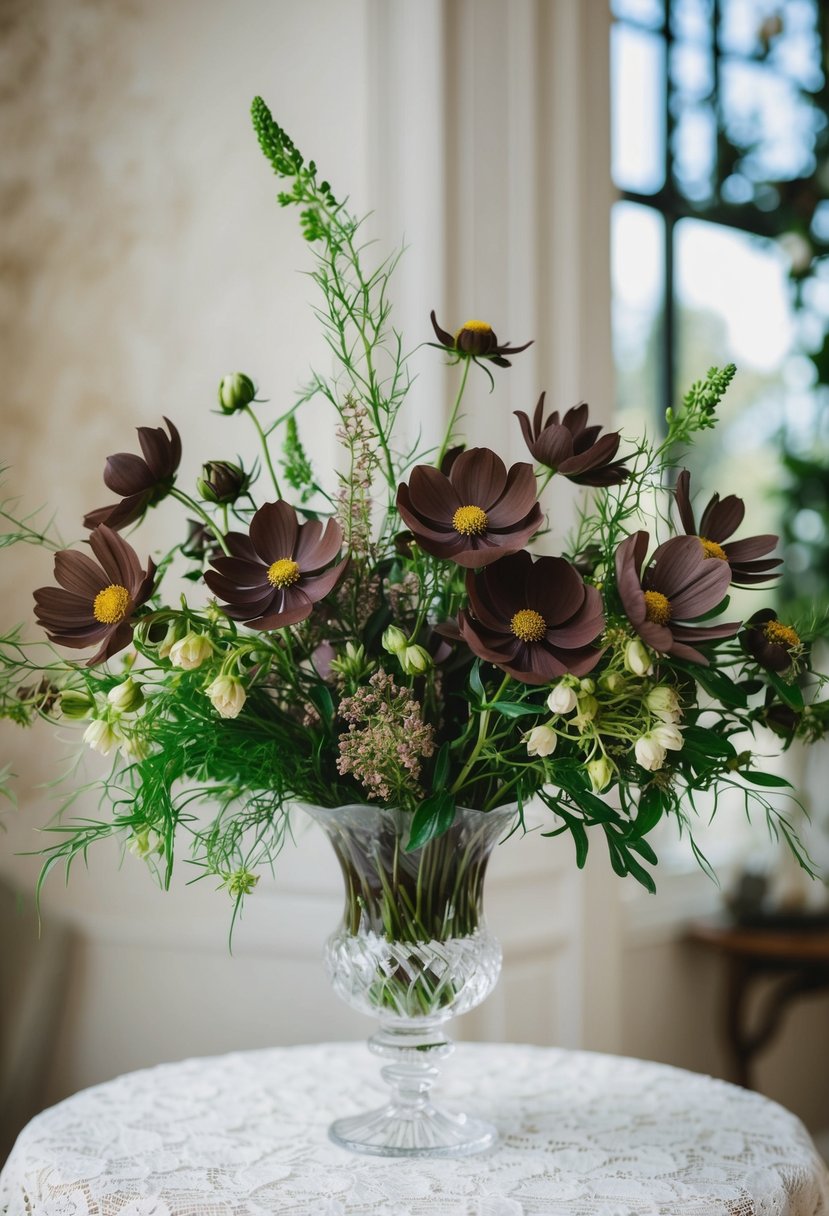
[
  {"x1": 458, "y1": 319, "x2": 492, "y2": 335},
  {"x1": 452, "y1": 504, "x2": 489, "y2": 536},
  {"x1": 644, "y1": 590, "x2": 672, "y2": 626},
  {"x1": 763, "y1": 620, "x2": 801, "y2": 650},
  {"x1": 700, "y1": 537, "x2": 727, "y2": 561},
  {"x1": 92, "y1": 584, "x2": 131, "y2": 625},
  {"x1": 267, "y1": 558, "x2": 301, "y2": 589},
  {"x1": 510, "y1": 608, "x2": 547, "y2": 643}
]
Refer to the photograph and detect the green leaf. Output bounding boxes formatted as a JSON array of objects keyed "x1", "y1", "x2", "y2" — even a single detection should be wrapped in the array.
[
  {"x1": 767, "y1": 670, "x2": 804, "y2": 711},
  {"x1": 307, "y1": 682, "x2": 334, "y2": 727},
  {"x1": 406, "y1": 791, "x2": 456, "y2": 851},
  {"x1": 691, "y1": 664, "x2": 747, "y2": 709},
  {"x1": 631, "y1": 786, "x2": 664, "y2": 838},
  {"x1": 469, "y1": 660, "x2": 485, "y2": 703},
  {"x1": 488, "y1": 701, "x2": 540, "y2": 718},
  {"x1": 432, "y1": 742, "x2": 451, "y2": 790},
  {"x1": 738, "y1": 770, "x2": 793, "y2": 789},
  {"x1": 682, "y1": 725, "x2": 737, "y2": 758}
]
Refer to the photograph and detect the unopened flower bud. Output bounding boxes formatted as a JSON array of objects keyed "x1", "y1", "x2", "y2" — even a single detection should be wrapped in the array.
[
  {"x1": 646, "y1": 686, "x2": 681, "y2": 722},
  {"x1": 120, "y1": 734, "x2": 150, "y2": 761},
  {"x1": 652, "y1": 723, "x2": 684, "y2": 752},
  {"x1": 587, "y1": 756, "x2": 614, "y2": 793},
  {"x1": 382, "y1": 625, "x2": 408, "y2": 655},
  {"x1": 575, "y1": 693, "x2": 599, "y2": 726},
  {"x1": 169, "y1": 632, "x2": 214, "y2": 671},
  {"x1": 224, "y1": 868, "x2": 259, "y2": 898},
  {"x1": 60, "y1": 689, "x2": 95, "y2": 720},
  {"x1": 83, "y1": 718, "x2": 122, "y2": 756},
  {"x1": 204, "y1": 674, "x2": 246, "y2": 719},
  {"x1": 579, "y1": 678, "x2": 596, "y2": 694},
  {"x1": 624, "y1": 639, "x2": 653, "y2": 676},
  {"x1": 526, "y1": 724, "x2": 557, "y2": 757},
  {"x1": 598, "y1": 671, "x2": 625, "y2": 693},
  {"x1": 400, "y1": 644, "x2": 432, "y2": 676},
  {"x1": 634, "y1": 733, "x2": 667, "y2": 772},
  {"x1": 197, "y1": 460, "x2": 250, "y2": 505},
  {"x1": 156, "y1": 619, "x2": 184, "y2": 660},
  {"x1": 217, "y1": 372, "x2": 256, "y2": 414},
  {"x1": 107, "y1": 677, "x2": 144, "y2": 713},
  {"x1": 547, "y1": 683, "x2": 578, "y2": 715}
]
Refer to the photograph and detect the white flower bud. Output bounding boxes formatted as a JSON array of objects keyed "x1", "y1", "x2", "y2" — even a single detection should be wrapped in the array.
[
  {"x1": 646, "y1": 686, "x2": 682, "y2": 722},
  {"x1": 107, "y1": 677, "x2": 144, "y2": 713},
  {"x1": 526, "y1": 725, "x2": 558, "y2": 757},
  {"x1": 400, "y1": 644, "x2": 432, "y2": 676},
  {"x1": 634, "y1": 734, "x2": 667, "y2": 772},
  {"x1": 652, "y1": 722, "x2": 684, "y2": 751},
  {"x1": 204, "y1": 674, "x2": 246, "y2": 719},
  {"x1": 157, "y1": 619, "x2": 183, "y2": 659},
  {"x1": 598, "y1": 671, "x2": 625, "y2": 694},
  {"x1": 83, "y1": 718, "x2": 122, "y2": 756},
  {"x1": 120, "y1": 734, "x2": 150, "y2": 761},
  {"x1": 60, "y1": 689, "x2": 95, "y2": 720},
  {"x1": 547, "y1": 684, "x2": 578, "y2": 715},
  {"x1": 587, "y1": 756, "x2": 614, "y2": 793},
  {"x1": 169, "y1": 632, "x2": 214, "y2": 671},
  {"x1": 579, "y1": 678, "x2": 596, "y2": 694},
  {"x1": 624, "y1": 639, "x2": 653, "y2": 676},
  {"x1": 218, "y1": 372, "x2": 256, "y2": 414},
  {"x1": 381, "y1": 625, "x2": 408, "y2": 655},
  {"x1": 574, "y1": 693, "x2": 599, "y2": 728}
]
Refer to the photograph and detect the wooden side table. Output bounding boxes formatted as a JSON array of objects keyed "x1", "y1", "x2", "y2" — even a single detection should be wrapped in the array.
[{"x1": 688, "y1": 919, "x2": 829, "y2": 1088}]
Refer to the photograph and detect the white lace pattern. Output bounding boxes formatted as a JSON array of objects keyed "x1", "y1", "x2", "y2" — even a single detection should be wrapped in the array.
[{"x1": 1, "y1": 1042, "x2": 827, "y2": 1214}]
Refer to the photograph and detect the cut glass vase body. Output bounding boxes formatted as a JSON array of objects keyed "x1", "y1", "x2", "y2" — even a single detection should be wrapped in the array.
[{"x1": 305, "y1": 802, "x2": 516, "y2": 1158}]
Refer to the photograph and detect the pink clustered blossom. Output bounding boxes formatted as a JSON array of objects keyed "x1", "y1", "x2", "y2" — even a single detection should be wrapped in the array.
[{"x1": 337, "y1": 669, "x2": 435, "y2": 802}]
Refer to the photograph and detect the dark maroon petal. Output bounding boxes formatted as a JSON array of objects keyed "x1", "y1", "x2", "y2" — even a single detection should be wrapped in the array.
[
  {"x1": 561, "y1": 403, "x2": 589, "y2": 437},
  {"x1": 300, "y1": 556, "x2": 349, "y2": 602},
  {"x1": 163, "y1": 417, "x2": 182, "y2": 469},
  {"x1": 88, "y1": 525, "x2": 141, "y2": 590},
  {"x1": 209, "y1": 556, "x2": 270, "y2": 586},
  {"x1": 700, "y1": 493, "x2": 744, "y2": 542},
  {"x1": 467, "y1": 553, "x2": 532, "y2": 621},
  {"x1": 225, "y1": 532, "x2": 261, "y2": 563},
  {"x1": 546, "y1": 642, "x2": 604, "y2": 678},
  {"x1": 730, "y1": 561, "x2": 783, "y2": 586},
  {"x1": 572, "y1": 425, "x2": 603, "y2": 454},
  {"x1": 83, "y1": 493, "x2": 149, "y2": 532},
  {"x1": 249, "y1": 501, "x2": 299, "y2": 563},
  {"x1": 450, "y1": 448, "x2": 507, "y2": 508},
  {"x1": 430, "y1": 310, "x2": 454, "y2": 348},
  {"x1": 43, "y1": 622, "x2": 110, "y2": 646},
  {"x1": 88, "y1": 621, "x2": 134, "y2": 666},
  {"x1": 669, "y1": 562, "x2": 731, "y2": 619},
  {"x1": 615, "y1": 532, "x2": 649, "y2": 624},
  {"x1": 486, "y1": 463, "x2": 539, "y2": 529},
  {"x1": 647, "y1": 536, "x2": 707, "y2": 599},
  {"x1": 249, "y1": 587, "x2": 314, "y2": 630},
  {"x1": 407, "y1": 465, "x2": 461, "y2": 522},
  {"x1": 204, "y1": 572, "x2": 272, "y2": 605},
  {"x1": 103, "y1": 453, "x2": 153, "y2": 496},
  {"x1": 295, "y1": 517, "x2": 343, "y2": 571},
  {"x1": 514, "y1": 410, "x2": 536, "y2": 454},
  {"x1": 671, "y1": 620, "x2": 740, "y2": 642},
  {"x1": 54, "y1": 550, "x2": 107, "y2": 597},
  {"x1": 451, "y1": 534, "x2": 528, "y2": 568},
  {"x1": 531, "y1": 423, "x2": 574, "y2": 471},
  {"x1": 558, "y1": 431, "x2": 620, "y2": 477},
  {"x1": 722, "y1": 535, "x2": 778, "y2": 562},
  {"x1": 497, "y1": 338, "x2": 533, "y2": 356},
  {"x1": 674, "y1": 470, "x2": 697, "y2": 536},
  {"x1": 34, "y1": 586, "x2": 98, "y2": 621},
  {"x1": 528, "y1": 557, "x2": 586, "y2": 625},
  {"x1": 395, "y1": 494, "x2": 457, "y2": 544},
  {"x1": 532, "y1": 392, "x2": 546, "y2": 437},
  {"x1": 568, "y1": 462, "x2": 630, "y2": 487},
  {"x1": 544, "y1": 585, "x2": 605, "y2": 646},
  {"x1": 666, "y1": 639, "x2": 709, "y2": 665},
  {"x1": 635, "y1": 619, "x2": 674, "y2": 652}
]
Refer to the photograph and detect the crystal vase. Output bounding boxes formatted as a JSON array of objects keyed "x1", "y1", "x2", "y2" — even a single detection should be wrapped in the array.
[{"x1": 304, "y1": 801, "x2": 516, "y2": 1158}]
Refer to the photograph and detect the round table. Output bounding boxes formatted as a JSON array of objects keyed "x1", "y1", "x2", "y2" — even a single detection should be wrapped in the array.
[{"x1": 2, "y1": 1042, "x2": 827, "y2": 1215}]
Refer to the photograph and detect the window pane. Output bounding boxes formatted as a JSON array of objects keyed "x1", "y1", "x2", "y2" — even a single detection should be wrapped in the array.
[
  {"x1": 611, "y1": 0, "x2": 665, "y2": 30},
  {"x1": 612, "y1": 23, "x2": 667, "y2": 194},
  {"x1": 612, "y1": 201, "x2": 665, "y2": 436}
]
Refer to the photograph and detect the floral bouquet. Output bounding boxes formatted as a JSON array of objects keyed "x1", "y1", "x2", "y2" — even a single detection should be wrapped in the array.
[
  {"x1": 4, "y1": 95, "x2": 828, "y2": 1157},
  {"x1": 3, "y1": 98, "x2": 827, "y2": 915}
]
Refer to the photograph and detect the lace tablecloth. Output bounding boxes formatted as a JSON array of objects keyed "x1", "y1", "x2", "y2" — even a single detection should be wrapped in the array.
[{"x1": 2, "y1": 1042, "x2": 828, "y2": 1215}]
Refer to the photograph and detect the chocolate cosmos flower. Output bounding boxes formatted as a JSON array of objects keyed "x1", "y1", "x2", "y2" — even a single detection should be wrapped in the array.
[
  {"x1": 674, "y1": 469, "x2": 781, "y2": 586},
  {"x1": 430, "y1": 311, "x2": 532, "y2": 367},
  {"x1": 84, "y1": 417, "x2": 182, "y2": 530},
  {"x1": 741, "y1": 609, "x2": 802, "y2": 673},
  {"x1": 204, "y1": 501, "x2": 347, "y2": 630},
  {"x1": 615, "y1": 532, "x2": 738, "y2": 665},
  {"x1": 458, "y1": 551, "x2": 604, "y2": 684},
  {"x1": 396, "y1": 448, "x2": 543, "y2": 568},
  {"x1": 33, "y1": 525, "x2": 156, "y2": 666},
  {"x1": 515, "y1": 396, "x2": 629, "y2": 486}
]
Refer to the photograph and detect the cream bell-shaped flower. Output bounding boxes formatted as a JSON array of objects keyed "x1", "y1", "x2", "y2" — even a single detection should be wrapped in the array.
[
  {"x1": 526, "y1": 724, "x2": 558, "y2": 757},
  {"x1": 646, "y1": 686, "x2": 682, "y2": 723},
  {"x1": 83, "y1": 718, "x2": 123, "y2": 757},
  {"x1": 652, "y1": 722, "x2": 684, "y2": 752},
  {"x1": 169, "y1": 632, "x2": 214, "y2": 671},
  {"x1": 625, "y1": 638, "x2": 653, "y2": 677},
  {"x1": 634, "y1": 733, "x2": 667, "y2": 772},
  {"x1": 205, "y1": 674, "x2": 246, "y2": 720},
  {"x1": 547, "y1": 683, "x2": 578, "y2": 715},
  {"x1": 107, "y1": 677, "x2": 144, "y2": 712}
]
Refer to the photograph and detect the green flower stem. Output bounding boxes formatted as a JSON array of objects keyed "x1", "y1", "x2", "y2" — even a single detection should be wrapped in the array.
[
  {"x1": 436, "y1": 357, "x2": 471, "y2": 469},
  {"x1": 450, "y1": 674, "x2": 511, "y2": 797},
  {"x1": 169, "y1": 489, "x2": 230, "y2": 556},
  {"x1": 244, "y1": 404, "x2": 283, "y2": 499}
]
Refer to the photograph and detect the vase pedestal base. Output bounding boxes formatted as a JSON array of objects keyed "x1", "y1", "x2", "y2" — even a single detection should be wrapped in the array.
[{"x1": 329, "y1": 1104, "x2": 497, "y2": 1158}]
